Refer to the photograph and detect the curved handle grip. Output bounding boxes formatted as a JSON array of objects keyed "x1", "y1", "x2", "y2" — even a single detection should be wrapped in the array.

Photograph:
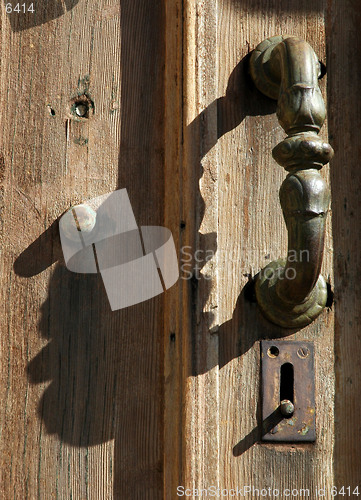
[{"x1": 250, "y1": 36, "x2": 334, "y2": 328}]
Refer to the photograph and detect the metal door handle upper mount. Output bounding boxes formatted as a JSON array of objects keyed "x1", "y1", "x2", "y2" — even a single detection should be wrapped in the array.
[{"x1": 249, "y1": 36, "x2": 334, "y2": 328}]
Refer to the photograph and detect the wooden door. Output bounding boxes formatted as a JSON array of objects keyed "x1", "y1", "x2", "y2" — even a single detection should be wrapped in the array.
[{"x1": 1, "y1": 0, "x2": 360, "y2": 498}]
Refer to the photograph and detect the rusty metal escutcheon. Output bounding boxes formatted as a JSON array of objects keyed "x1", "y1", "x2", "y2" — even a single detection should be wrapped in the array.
[{"x1": 261, "y1": 340, "x2": 316, "y2": 442}]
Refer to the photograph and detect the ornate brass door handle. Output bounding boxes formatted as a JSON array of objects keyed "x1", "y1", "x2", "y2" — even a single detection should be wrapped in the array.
[{"x1": 249, "y1": 36, "x2": 333, "y2": 328}]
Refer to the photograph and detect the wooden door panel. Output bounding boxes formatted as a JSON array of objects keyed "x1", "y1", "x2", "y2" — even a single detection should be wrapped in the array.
[
  {"x1": 328, "y1": 1, "x2": 361, "y2": 487},
  {"x1": 1, "y1": 0, "x2": 360, "y2": 498},
  {"x1": 164, "y1": 0, "x2": 361, "y2": 497},
  {"x1": 0, "y1": 1, "x2": 165, "y2": 498}
]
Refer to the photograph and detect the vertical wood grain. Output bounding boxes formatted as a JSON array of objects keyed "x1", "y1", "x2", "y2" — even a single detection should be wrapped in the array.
[
  {"x1": 327, "y1": 0, "x2": 361, "y2": 488},
  {"x1": 183, "y1": 0, "x2": 221, "y2": 492},
  {"x1": 168, "y1": 0, "x2": 338, "y2": 497},
  {"x1": 1, "y1": 0, "x2": 360, "y2": 497},
  {"x1": 0, "y1": 0, "x2": 165, "y2": 498},
  {"x1": 163, "y1": 0, "x2": 183, "y2": 495},
  {"x1": 216, "y1": 2, "x2": 335, "y2": 496}
]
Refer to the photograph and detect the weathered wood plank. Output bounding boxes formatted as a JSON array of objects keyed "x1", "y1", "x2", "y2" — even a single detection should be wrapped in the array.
[
  {"x1": 327, "y1": 0, "x2": 361, "y2": 488},
  {"x1": 217, "y1": 3, "x2": 334, "y2": 496},
  {"x1": 0, "y1": 0, "x2": 166, "y2": 498},
  {"x1": 163, "y1": 0, "x2": 184, "y2": 496},
  {"x1": 2, "y1": 0, "x2": 360, "y2": 497},
  {"x1": 171, "y1": 0, "x2": 337, "y2": 497}
]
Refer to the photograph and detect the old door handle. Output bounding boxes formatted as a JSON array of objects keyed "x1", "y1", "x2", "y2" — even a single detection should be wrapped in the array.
[{"x1": 249, "y1": 36, "x2": 333, "y2": 328}]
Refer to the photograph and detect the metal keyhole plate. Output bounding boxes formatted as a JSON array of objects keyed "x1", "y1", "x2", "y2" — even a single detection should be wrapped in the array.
[{"x1": 261, "y1": 340, "x2": 316, "y2": 442}]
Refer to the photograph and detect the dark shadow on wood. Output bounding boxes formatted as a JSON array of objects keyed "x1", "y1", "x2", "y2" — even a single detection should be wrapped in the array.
[
  {"x1": 327, "y1": 3, "x2": 361, "y2": 487},
  {"x1": 186, "y1": 51, "x2": 276, "y2": 246},
  {"x1": 184, "y1": 53, "x2": 285, "y2": 380},
  {"x1": 114, "y1": 1, "x2": 165, "y2": 498},
  {"x1": 13, "y1": 218, "x2": 63, "y2": 276},
  {"x1": 19, "y1": 252, "x2": 164, "y2": 497},
  {"x1": 26, "y1": 263, "x2": 115, "y2": 446},
  {"x1": 192, "y1": 277, "x2": 304, "y2": 380},
  {"x1": 111, "y1": 14, "x2": 278, "y2": 494},
  {"x1": 233, "y1": 407, "x2": 283, "y2": 457}
]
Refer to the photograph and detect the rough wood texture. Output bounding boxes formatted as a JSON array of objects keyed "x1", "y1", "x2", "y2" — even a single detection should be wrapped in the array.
[
  {"x1": 215, "y1": 4, "x2": 335, "y2": 493},
  {"x1": 327, "y1": 0, "x2": 361, "y2": 488},
  {"x1": 164, "y1": 0, "x2": 347, "y2": 497},
  {"x1": 0, "y1": 0, "x2": 165, "y2": 498},
  {"x1": 1, "y1": 0, "x2": 360, "y2": 498}
]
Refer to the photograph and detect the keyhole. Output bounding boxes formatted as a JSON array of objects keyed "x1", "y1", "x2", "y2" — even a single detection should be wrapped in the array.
[{"x1": 280, "y1": 363, "x2": 294, "y2": 418}]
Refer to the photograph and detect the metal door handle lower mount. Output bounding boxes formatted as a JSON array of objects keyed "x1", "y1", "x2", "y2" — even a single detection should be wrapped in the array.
[{"x1": 249, "y1": 36, "x2": 334, "y2": 328}]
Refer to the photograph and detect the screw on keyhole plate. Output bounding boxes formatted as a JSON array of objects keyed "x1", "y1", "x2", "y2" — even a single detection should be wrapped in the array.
[
  {"x1": 267, "y1": 346, "x2": 279, "y2": 358},
  {"x1": 261, "y1": 340, "x2": 315, "y2": 442},
  {"x1": 297, "y1": 346, "x2": 310, "y2": 359}
]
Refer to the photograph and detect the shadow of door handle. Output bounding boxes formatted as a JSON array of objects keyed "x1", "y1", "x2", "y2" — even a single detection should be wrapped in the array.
[{"x1": 249, "y1": 36, "x2": 334, "y2": 328}]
